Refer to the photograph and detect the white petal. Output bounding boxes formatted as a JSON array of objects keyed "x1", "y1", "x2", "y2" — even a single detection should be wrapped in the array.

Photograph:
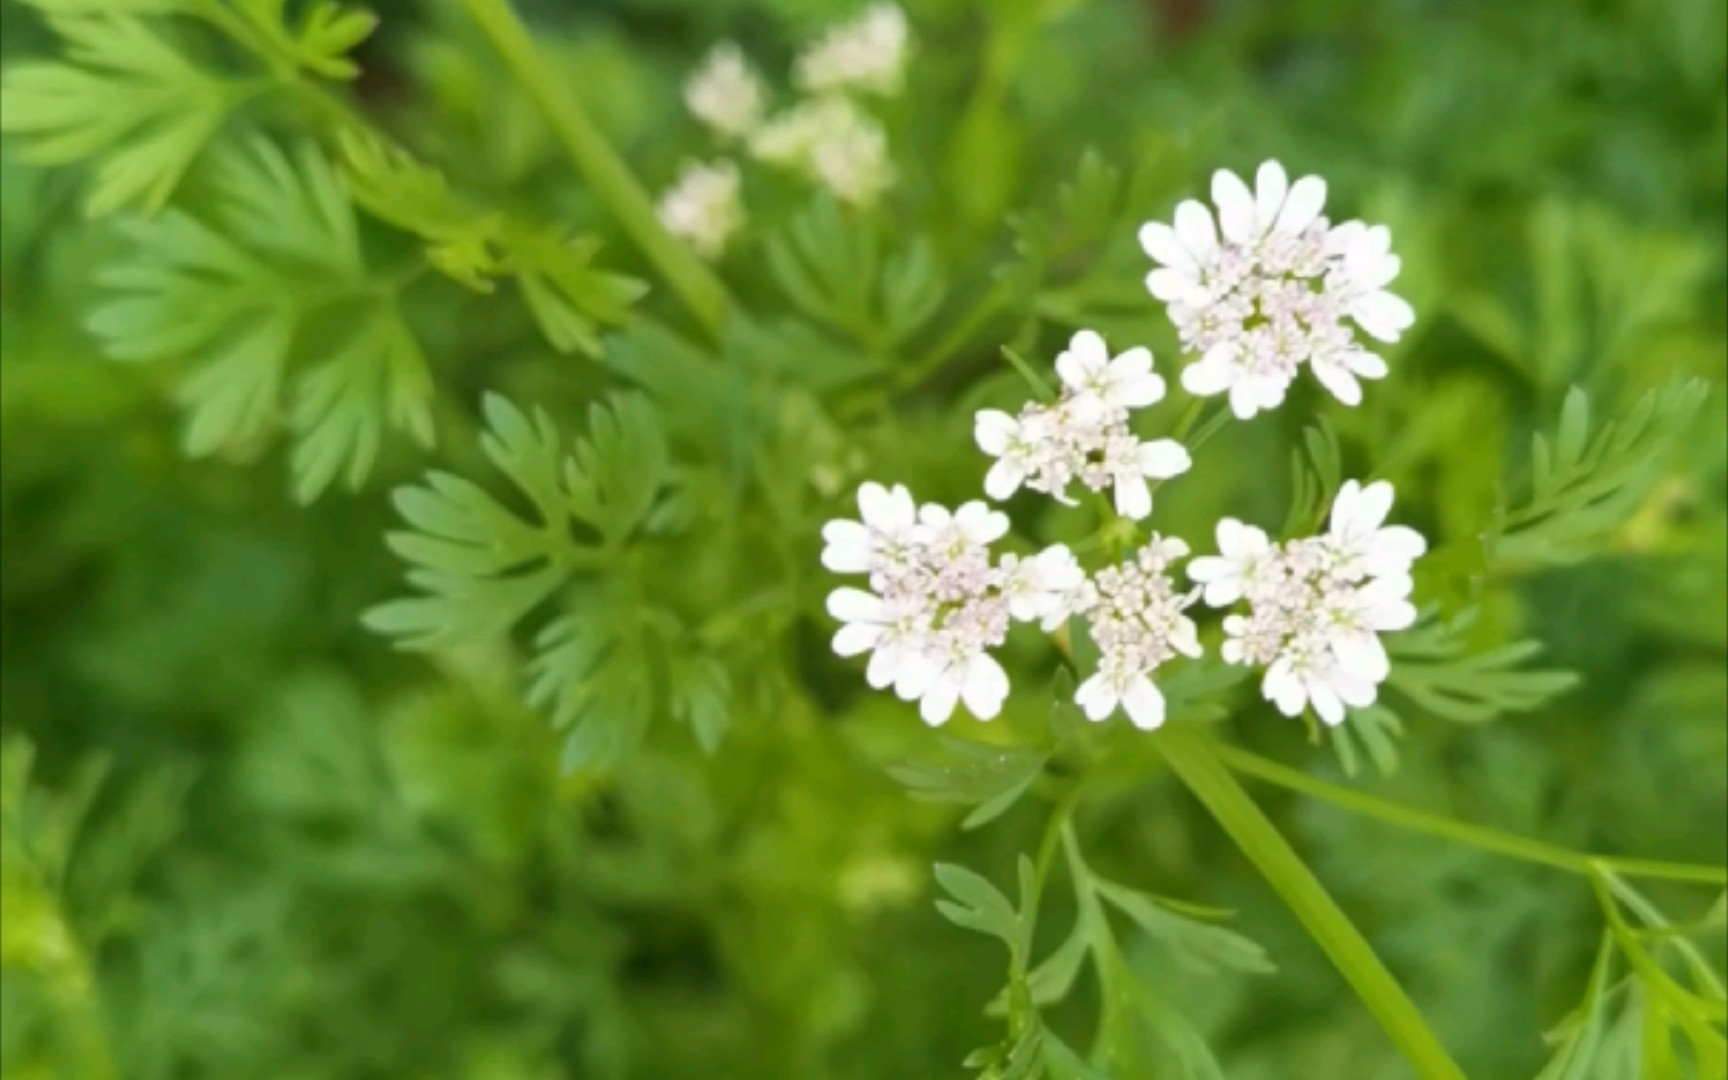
[
  {"x1": 1138, "y1": 439, "x2": 1192, "y2": 480},
  {"x1": 1121, "y1": 676, "x2": 1167, "y2": 730},
  {"x1": 826, "y1": 587, "x2": 884, "y2": 623},
  {"x1": 1075, "y1": 674, "x2": 1116, "y2": 721},
  {"x1": 1350, "y1": 291, "x2": 1416, "y2": 343},
  {"x1": 1253, "y1": 160, "x2": 1289, "y2": 232},
  {"x1": 833, "y1": 622, "x2": 883, "y2": 657},
  {"x1": 1228, "y1": 380, "x2": 1262, "y2": 420},
  {"x1": 974, "y1": 409, "x2": 1016, "y2": 455},
  {"x1": 1170, "y1": 617, "x2": 1203, "y2": 658},
  {"x1": 1181, "y1": 348, "x2": 1234, "y2": 396},
  {"x1": 1311, "y1": 357, "x2": 1362, "y2": 406},
  {"x1": 985, "y1": 460, "x2": 1025, "y2": 501},
  {"x1": 893, "y1": 652, "x2": 939, "y2": 700},
  {"x1": 1138, "y1": 220, "x2": 1196, "y2": 273},
  {"x1": 1306, "y1": 675, "x2": 1346, "y2": 726},
  {"x1": 1212, "y1": 168, "x2": 1256, "y2": 244},
  {"x1": 1173, "y1": 199, "x2": 1218, "y2": 264},
  {"x1": 1114, "y1": 473, "x2": 1152, "y2": 520},
  {"x1": 1332, "y1": 667, "x2": 1379, "y2": 709},
  {"x1": 820, "y1": 521, "x2": 872, "y2": 572},
  {"x1": 1187, "y1": 554, "x2": 1229, "y2": 584},
  {"x1": 1274, "y1": 175, "x2": 1326, "y2": 234},
  {"x1": 1346, "y1": 350, "x2": 1389, "y2": 379},
  {"x1": 1217, "y1": 518, "x2": 1268, "y2": 560},
  {"x1": 1146, "y1": 268, "x2": 1203, "y2": 303},
  {"x1": 960, "y1": 654, "x2": 1010, "y2": 720},
  {"x1": 955, "y1": 501, "x2": 1009, "y2": 544},
  {"x1": 919, "y1": 676, "x2": 961, "y2": 726},
  {"x1": 1332, "y1": 630, "x2": 1389, "y2": 683},
  {"x1": 1263, "y1": 662, "x2": 1307, "y2": 717},
  {"x1": 1367, "y1": 597, "x2": 1418, "y2": 632},
  {"x1": 1112, "y1": 372, "x2": 1165, "y2": 410},
  {"x1": 866, "y1": 643, "x2": 903, "y2": 688}
]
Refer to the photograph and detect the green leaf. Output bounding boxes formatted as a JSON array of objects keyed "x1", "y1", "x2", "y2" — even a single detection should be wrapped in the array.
[
  {"x1": 670, "y1": 655, "x2": 732, "y2": 754},
  {"x1": 563, "y1": 393, "x2": 672, "y2": 547},
  {"x1": 1387, "y1": 608, "x2": 1580, "y2": 724},
  {"x1": 337, "y1": 129, "x2": 645, "y2": 356},
  {"x1": 934, "y1": 861, "x2": 1026, "y2": 949},
  {"x1": 1493, "y1": 380, "x2": 1710, "y2": 567},
  {"x1": 87, "y1": 138, "x2": 433, "y2": 499},
  {"x1": 887, "y1": 738, "x2": 1049, "y2": 831},
  {"x1": 0, "y1": 14, "x2": 231, "y2": 216},
  {"x1": 1093, "y1": 880, "x2": 1276, "y2": 977},
  {"x1": 1326, "y1": 703, "x2": 1406, "y2": 778}
]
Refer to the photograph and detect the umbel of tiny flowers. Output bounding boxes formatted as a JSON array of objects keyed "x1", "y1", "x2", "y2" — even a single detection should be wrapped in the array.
[
  {"x1": 793, "y1": 2, "x2": 911, "y2": 97},
  {"x1": 973, "y1": 330, "x2": 1190, "y2": 519},
  {"x1": 1072, "y1": 535, "x2": 1204, "y2": 730},
  {"x1": 656, "y1": 160, "x2": 744, "y2": 259},
  {"x1": 749, "y1": 96, "x2": 894, "y2": 208},
  {"x1": 823, "y1": 483, "x2": 1082, "y2": 725},
  {"x1": 684, "y1": 42, "x2": 766, "y2": 140},
  {"x1": 1140, "y1": 160, "x2": 1415, "y2": 420},
  {"x1": 1188, "y1": 479, "x2": 1426, "y2": 726}
]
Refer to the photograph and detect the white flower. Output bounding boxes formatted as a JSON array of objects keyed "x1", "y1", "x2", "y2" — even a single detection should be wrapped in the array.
[
  {"x1": 794, "y1": 3, "x2": 911, "y2": 98},
  {"x1": 1000, "y1": 544, "x2": 1085, "y2": 630},
  {"x1": 1204, "y1": 480, "x2": 1426, "y2": 726},
  {"x1": 684, "y1": 42, "x2": 766, "y2": 139},
  {"x1": 1139, "y1": 160, "x2": 1414, "y2": 418},
  {"x1": 1325, "y1": 479, "x2": 1427, "y2": 579},
  {"x1": 656, "y1": 160, "x2": 744, "y2": 259},
  {"x1": 1186, "y1": 518, "x2": 1274, "y2": 607},
  {"x1": 750, "y1": 96, "x2": 894, "y2": 207},
  {"x1": 1072, "y1": 537, "x2": 1203, "y2": 730},
  {"x1": 1055, "y1": 329, "x2": 1166, "y2": 414},
  {"x1": 973, "y1": 330, "x2": 1189, "y2": 519},
  {"x1": 824, "y1": 485, "x2": 1067, "y2": 726}
]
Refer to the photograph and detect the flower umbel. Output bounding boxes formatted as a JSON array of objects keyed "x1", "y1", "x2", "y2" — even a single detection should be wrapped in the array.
[
  {"x1": 824, "y1": 483, "x2": 1077, "y2": 725},
  {"x1": 794, "y1": 2, "x2": 911, "y2": 98},
  {"x1": 1072, "y1": 536, "x2": 1204, "y2": 730},
  {"x1": 684, "y1": 42, "x2": 766, "y2": 139},
  {"x1": 656, "y1": 160, "x2": 744, "y2": 259},
  {"x1": 974, "y1": 330, "x2": 1190, "y2": 518},
  {"x1": 1190, "y1": 480, "x2": 1426, "y2": 725},
  {"x1": 1141, "y1": 160, "x2": 1415, "y2": 419}
]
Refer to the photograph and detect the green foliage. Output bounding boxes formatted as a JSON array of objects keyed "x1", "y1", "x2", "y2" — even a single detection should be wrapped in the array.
[
  {"x1": 88, "y1": 137, "x2": 434, "y2": 500},
  {"x1": 1493, "y1": 380, "x2": 1710, "y2": 567}
]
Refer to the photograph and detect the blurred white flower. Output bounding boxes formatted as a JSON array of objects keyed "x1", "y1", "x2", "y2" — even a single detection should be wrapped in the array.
[
  {"x1": 974, "y1": 330, "x2": 1189, "y2": 518},
  {"x1": 684, "y1": 41, "x2": 766, "y2": 139},
  {"x1": 1195, "y1": 481, "x2": 1424, "y2": 726},
  {"x1": 749, "y1": 96, "x2": 894, "y2": 207},
  {"x1": 656, "y1": 159, "x2": 743, "y2": 259},
  {"x1": 1072, "y1": 536, "x2": 1203, "y2": 730},
  {"x1": 1140, "y1": 160, "x2": 1415, "y2": 418},
  {"x1": 795, "y1": 3, "x2": 911, "y2": 98},
  {"x1": 824, "y1": 483, "x2": 1075, "y2": 725}
]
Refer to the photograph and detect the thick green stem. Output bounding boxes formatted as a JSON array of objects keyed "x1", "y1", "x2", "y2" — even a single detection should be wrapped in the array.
[
  {"x1": 1215, "y1": 742, "x2": 1728, "y2": 886},
  {"x1": 1155, "y1": 726, "x2": 1468, "y2": 1080},
  {"x1": 458, "y1": 0, "x2": 732, "y2": 340}
]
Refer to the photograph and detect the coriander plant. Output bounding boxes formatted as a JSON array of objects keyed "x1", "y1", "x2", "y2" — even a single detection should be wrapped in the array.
[{"x1": 2, "y1": 1, "x2": 1723, "y2": 1078}]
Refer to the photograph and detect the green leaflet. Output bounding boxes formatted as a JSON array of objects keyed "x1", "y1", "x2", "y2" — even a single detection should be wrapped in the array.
[
  {"x1": 86, "y1": 137, "x2": 434, "y2": 501},
  {"x1": 365, "y1": 393, "x2": 731, "y2": 770}
]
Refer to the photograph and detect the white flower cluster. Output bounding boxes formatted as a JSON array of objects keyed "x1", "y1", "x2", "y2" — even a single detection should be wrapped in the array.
[
  {"x1": 655, "y1": 160, "x2": 743, "y2": 260},
  {"x1": 1188, "y1": 481, "x2": 1426, "y2": 725},
  {"x1": 1141, "y1": 161, "x2": 1414, "y2": 419},
  {"x1": 823, "y1": 483, "x2": 1081, "y2": 724},
  {"x1": 823, "y1": 161, "x2": 1427, "y2": 733},
  {"x1": 749, "y1": 96, "x2": 894, "y2": 209},
  {"x1": 1073, "y1": 536, "x2": 1202, "y2": 730},
  {"x1": 668, "y1": 5, "x2": 907, "y2": 234},
  {"x1": 684, "y1": 42, "x2": 766, "y2": 140},
  {"x1": 974, "y1": 330, "x2": 1190, "y2": 519},
  {"x1": 794, "y1": 2, "x2": 911, "y2": 97}
]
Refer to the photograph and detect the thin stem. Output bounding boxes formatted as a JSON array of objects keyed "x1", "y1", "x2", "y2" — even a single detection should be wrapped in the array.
[
  {"x1": 1215, "y1": 742, "x2": 1728, "y2": 886},
  {"x1": 457, "y1": 0, "x2": 732, "y2": 340},
  {"x1": 1155, "y1": 726, "x2": 1468, "y2": 1080}
]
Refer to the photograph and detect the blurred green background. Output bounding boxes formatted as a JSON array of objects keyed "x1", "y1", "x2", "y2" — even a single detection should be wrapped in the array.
[{"x1": 2, "y1": 0, "x2": 1724, "y2": 1077}]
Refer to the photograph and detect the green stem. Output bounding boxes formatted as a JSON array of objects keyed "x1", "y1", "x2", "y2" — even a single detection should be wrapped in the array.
[
  {"x1": 1215, "y1": 742, "x2": 1728, "y2": 886},
  {"x1": 1155, "y1": 726, "x2": 1468, "y2": 1080},
  {"x1": 457, "y1": 0, "x2": 732, "y2": 340}
]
